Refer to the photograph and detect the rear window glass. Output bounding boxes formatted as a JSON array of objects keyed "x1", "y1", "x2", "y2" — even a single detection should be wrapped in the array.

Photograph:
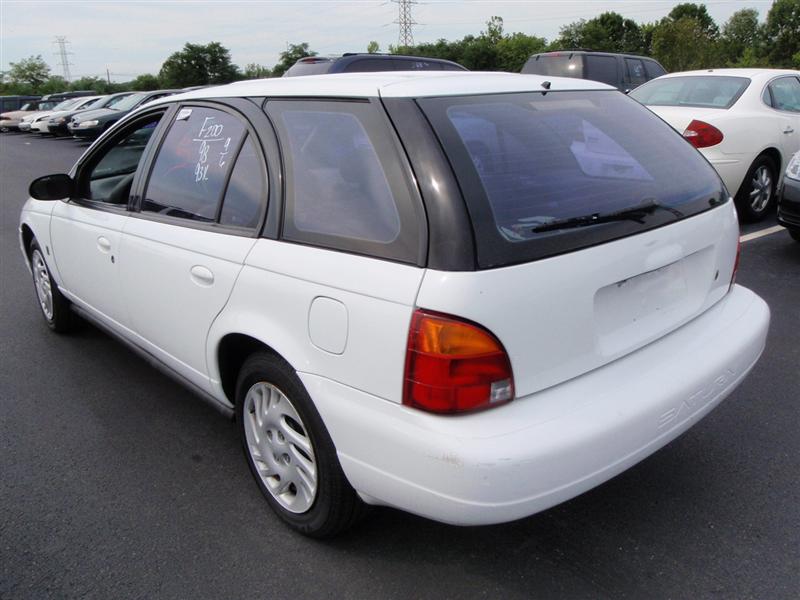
[
  {"x1": 284, "y1": 60, "x2": 334, "y2": 77},
  {"x1": 630, "y1": 76, "x2": 750, "y2": 109},
  {"x1": 522, "y1": 54, "x2": 583, "y2": 78},
  {"x1": 420, "y1": 91, "x2": 724, "y2": 267},
  {"x1": 343, "y1": 58, "x2": 398, "y2": 73}
]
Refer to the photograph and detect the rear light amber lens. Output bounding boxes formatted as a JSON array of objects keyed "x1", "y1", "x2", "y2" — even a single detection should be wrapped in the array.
[
  {"x1": 403, "y1": 309, "x2": 514, "y2": 414},
  {"x1": 683, "y1": 119, "x2": 724, "y2": 148}
]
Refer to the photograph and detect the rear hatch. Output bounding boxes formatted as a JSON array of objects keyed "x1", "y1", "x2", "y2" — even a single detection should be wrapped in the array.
[{"x1": 416, "y1": 89, "x2": 738, "y2": 397}]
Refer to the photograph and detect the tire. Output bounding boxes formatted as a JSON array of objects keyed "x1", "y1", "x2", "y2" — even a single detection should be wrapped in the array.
[
  {"x1": 29, "y1": 240, "x2": 74, "y2": 333},
  {"x1": 235, "y1": 352, "x2": 365, "y2": 537},
  {"x1": 735, "y1": 155, "x2": 777, "y2": 222},
  {"x1": 790, "y1": 229, "x2": 800, "y2": 243}
]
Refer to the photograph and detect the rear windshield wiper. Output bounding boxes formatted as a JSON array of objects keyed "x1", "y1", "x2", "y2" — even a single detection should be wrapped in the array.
[{"x1": 531, "y1": 199, "x2": 683, "y2": 233}]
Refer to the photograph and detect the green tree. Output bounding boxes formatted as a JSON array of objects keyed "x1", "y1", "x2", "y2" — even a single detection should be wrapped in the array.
[
  {"x1": 38, "y1": 76, "x2": 69, "y2": 94},
  {"x1": 271, "y1": 43, "x2": 317, "y2": 78},
  {"x1": 159, "y1": 42, "x2": 240, "y2": 87},
  {"x1": 130, "y1": 73, "x2": 161, "y2": 90},
  {"x1": 668, "y1": 3, "x2": 719, "y2": 37},
  {"x1": 764, "y1": 0, "x2": 800, "y2": 67},
  {"x1": 720, "y1": 9, "x2": 762, "y2": 66},
  {"x1": 6, "y1": 55, "x2": 51, "y2": 88},
  {"x1": 242, "y1": 63, "x2": 271, "y2": 79},
  {"x1": 652, "y1": 17, "x2": 716, "y2": 70},
  {"x1": 69, "y1": 76, "x2": 109, "y2": 94},
  {"x1": 496, "y1": 32, "x2": 547, "y2": 72},
  {"x1": 553, "y1": 12, "x2": 644, "y2": 54},
  {"x1": 367, "y1": 41, "x2": 380, "y2": 54}
]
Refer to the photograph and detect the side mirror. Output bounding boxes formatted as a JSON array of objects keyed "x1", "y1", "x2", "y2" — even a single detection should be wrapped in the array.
[{"x1": 29, "y1": 173, "x2": 74, "y2": 201}]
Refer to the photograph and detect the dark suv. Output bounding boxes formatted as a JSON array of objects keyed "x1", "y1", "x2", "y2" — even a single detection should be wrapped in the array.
[
  {"x1": 522, "y1": 51, "x2": 666, "y2": 91},
  {"x1": 284, "y1": 53, "x2": 467, "y2": 77}
]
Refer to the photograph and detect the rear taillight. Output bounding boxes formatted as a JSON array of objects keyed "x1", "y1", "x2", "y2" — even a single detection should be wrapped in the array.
[
  {"x1": 730, "y1": 238, "x2": 741, "y2": 291},
  {"x1": 403, "y1": 309, "x2": 514, "y2": 414},
  {"x1": 683, "y1": 119, "x2": 723, "y2": 148}
]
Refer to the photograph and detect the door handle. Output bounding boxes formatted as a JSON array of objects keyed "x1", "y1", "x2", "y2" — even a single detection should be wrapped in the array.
[
  {"x1": 784, "y1": 126, "x2": 795, "y2": 134},
  {"x1": 190, "y1": 265, "x2": 214, "y2": 286},
  {"x1": 97, "y1": 236, "x2": 112, "y2": 253}
]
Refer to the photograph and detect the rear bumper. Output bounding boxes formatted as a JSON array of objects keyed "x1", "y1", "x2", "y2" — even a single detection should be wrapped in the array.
[{"x1": 302, "y1": 285, "x2": 769, "y2": 525}]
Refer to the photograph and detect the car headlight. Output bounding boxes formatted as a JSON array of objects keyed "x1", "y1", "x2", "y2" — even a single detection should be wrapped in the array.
[
  {"x1": 53, "y1": 117, "x2": 66, "y2": 124},
  {"x1": 786, "y1": 152, "x2": 800, "y2": 181},
  {"x1": 78, "y1": 120, "x2": 99, "y2": 128}
]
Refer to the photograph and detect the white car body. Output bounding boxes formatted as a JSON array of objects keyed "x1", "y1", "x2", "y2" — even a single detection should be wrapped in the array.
[
  {"x1": 19, "y1": 72, "x2": 770, "y2": 528},
  {"x1": 633, "y1": 69, "x2": 800, "y2": 201},
  {"x1": 31, "y1": 96, "x2": 103, "y2": 133}
]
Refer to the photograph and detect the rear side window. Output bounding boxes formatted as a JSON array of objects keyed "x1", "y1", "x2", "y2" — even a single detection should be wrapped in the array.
[
  {"x1": 625, "y1": 58, "x2": 647, "y2": 86},
  {"x1": 343, "y1": 58, "x2": 397, "y2": 73},
  {"x1": 584, "y1": 56, "x2": 618, "y2": 86},
  {"x1": 266, "y1": 99, "x2": 421, "y2": 263},
  {"x1": 395, "y1": 59, "x2": 442, "y2": 70},
  {"x1": 630, "y1": 76, "x2": 750, "y2": 109},
  {"x1": 143, "y1": 106, "x2": 246, "y2": 222},
  {"x1": 219, "y1": 135, "x2": 266, "y2": 229},
  {"x1": 766, "y1": 77, "x2": 800, "y2": 112},
  {"x1": 643, "y1": 60, "x2": 666, "y2": 79},
  {"x1": 419, "y1": 91, "x2": 724, "y2": 267}
]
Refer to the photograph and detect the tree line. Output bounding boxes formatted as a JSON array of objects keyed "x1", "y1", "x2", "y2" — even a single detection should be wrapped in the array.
[{"x1": 2, "y1": 1, "x2": 800, "y2": 96}]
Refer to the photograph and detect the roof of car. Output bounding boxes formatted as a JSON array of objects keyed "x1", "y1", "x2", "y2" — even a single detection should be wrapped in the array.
[
  {"x1": 657, "y1": 68, "x2": 800, "y2": 80},
  {"x1": 150, "y1": 72, "x2": 614, "y2": 105}
]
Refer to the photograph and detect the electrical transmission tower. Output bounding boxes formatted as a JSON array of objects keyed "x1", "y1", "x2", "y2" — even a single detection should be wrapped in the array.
[
  {"x1": 53, "y1": 36, "x2": 73, "y2": 82},
  {"x1": 393, "y1": 0, "x2": 417, "y2": 48}
]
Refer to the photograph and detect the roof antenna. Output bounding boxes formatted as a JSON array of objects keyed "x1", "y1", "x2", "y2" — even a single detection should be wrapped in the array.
[{"x1": 541, "y1": 81, "x2": 551, "y2": 89}]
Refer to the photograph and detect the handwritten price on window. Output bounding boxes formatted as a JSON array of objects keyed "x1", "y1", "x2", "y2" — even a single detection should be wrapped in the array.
[{"x1": 193, "y1": 117, "x2": 232, "y2": 183}]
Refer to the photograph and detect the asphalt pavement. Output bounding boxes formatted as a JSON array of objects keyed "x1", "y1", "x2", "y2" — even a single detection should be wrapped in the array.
[{"x1": 1, "y1": 132, "x2": 798, "y2": 600}]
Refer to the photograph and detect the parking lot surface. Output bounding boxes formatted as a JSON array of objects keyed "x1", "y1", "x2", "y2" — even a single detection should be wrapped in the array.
[{"x1": 1, "y1": 132, "x2": 798, "y2": 599}]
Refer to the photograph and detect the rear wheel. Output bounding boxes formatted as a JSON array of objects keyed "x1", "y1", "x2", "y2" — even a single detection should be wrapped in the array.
[
  {"x1": 235, "y1": 352, "x2": 364, "y2": 537},
  {"x1": 29, "y1": 240, "x2": 74, "y2": 332},
  {"x1": 735, "y1": 156, "x2": 777, "y2": 222}
]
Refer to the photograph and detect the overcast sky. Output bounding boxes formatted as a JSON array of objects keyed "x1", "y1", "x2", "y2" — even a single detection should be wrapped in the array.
[{"x1": 1, "y1": 0, "x2": 776, "y2": 82}]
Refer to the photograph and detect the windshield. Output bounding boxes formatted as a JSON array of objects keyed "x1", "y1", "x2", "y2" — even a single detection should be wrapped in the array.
[
  {"x1": 420, "y1": 90, "x2": 725, "y2": 267},
  {"x1": 630, "y1": 76, "x2": 750, "y2": 109},
  {"x1": 103, "y1": 93, "x2": 133, "y2": 108},
  {"x1": 110, "y1": 92, "x2": 147, "y2": 111},
  {"x1": 53, "y1": 98, "x2": 82, "y2": 111}
]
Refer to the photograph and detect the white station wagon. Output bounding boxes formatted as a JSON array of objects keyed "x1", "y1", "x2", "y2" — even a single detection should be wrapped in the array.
[{"x1": 20, "y1": 72, "x2": 770, "y2": 537}]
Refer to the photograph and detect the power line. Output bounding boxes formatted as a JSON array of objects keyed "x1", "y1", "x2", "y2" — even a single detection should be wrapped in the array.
[
  {"x1": 52, "y1": 36, "x2": 73, "y2": 82},
  {"x1": 393, "y1": 0, "x2": 417, "y2": 47}
]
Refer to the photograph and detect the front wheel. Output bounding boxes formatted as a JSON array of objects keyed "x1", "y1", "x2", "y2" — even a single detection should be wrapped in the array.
[
  {"x1": 735, "y1": 156, "x2": 777, "y2": 222},
  {"x1": 789, "y1": 229, "x2": 800, "y2": 243},
  {"x1": 235, "y1": 352, "x2": 364, "y2": 537},
  {"x1": 29, "y1": 240, "x2": 74, "y2": 332}
]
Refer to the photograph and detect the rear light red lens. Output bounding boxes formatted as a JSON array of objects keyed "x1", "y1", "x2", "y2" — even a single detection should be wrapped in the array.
[
  {"x1": 682, "y1": 119, "x2": 724, "y2": 148},
  {"x1": 403, "y1": 309, "x2": 514, "y2": 414}
]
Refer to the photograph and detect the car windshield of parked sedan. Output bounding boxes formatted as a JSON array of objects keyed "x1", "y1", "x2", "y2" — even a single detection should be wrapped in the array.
[
  {"x1": 419, "y1": 90, "x2": 724, "y2": 267},
  {"x1": 53, "y1": 98, "x2": 83, "y2": 111},
  {"x1": 109, "y1": 92, "x2": 147, "y2": 111},
  {"x1": 629, "y1": 76, "x2": 750, "y2": 109}
]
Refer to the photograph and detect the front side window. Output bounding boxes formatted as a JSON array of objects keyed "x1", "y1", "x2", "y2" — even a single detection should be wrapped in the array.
[
  {"x1": 630, "y1": 76, "x2": 750, "y2": 109},
  {"x1": 420, "y1": 91, "x2": 725, "y2": 267},
  {"x1": 267, "y1": 99, "x2": 420, "y2": 262},
  {"x1": 766, "y1": 77, "x2": 800, "y2": 112},
  {"x1": 143, "y1": 107, "x2": 246, "y2": 222},
  {"x1": 81, "y1": 113, "x2": 164, "y2": 205}
]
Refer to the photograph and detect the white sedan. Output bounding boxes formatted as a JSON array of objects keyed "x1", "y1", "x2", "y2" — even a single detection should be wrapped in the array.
[
  {"x1": 630, "y1": 68, "x2": 800, "y2": 221},
  {"x1": 30, "y1": 96, "x2": 102, "y2": 133}
]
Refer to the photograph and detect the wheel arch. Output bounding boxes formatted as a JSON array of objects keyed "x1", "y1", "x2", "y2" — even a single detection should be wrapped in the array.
[{"x1": 216, "y1": 332, "x2": 287, "y2": 406}]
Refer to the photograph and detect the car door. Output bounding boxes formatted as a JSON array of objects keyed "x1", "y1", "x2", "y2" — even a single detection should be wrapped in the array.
[
  {"x1": 50, "y1": 108, "x2": 170, "y2": 329},
  {"x1": 764, "y1": 75, "x2": 800, "y2": 168},
  {"x1": 118, "y1": 101, "x2": 268, "y2": 391}
]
